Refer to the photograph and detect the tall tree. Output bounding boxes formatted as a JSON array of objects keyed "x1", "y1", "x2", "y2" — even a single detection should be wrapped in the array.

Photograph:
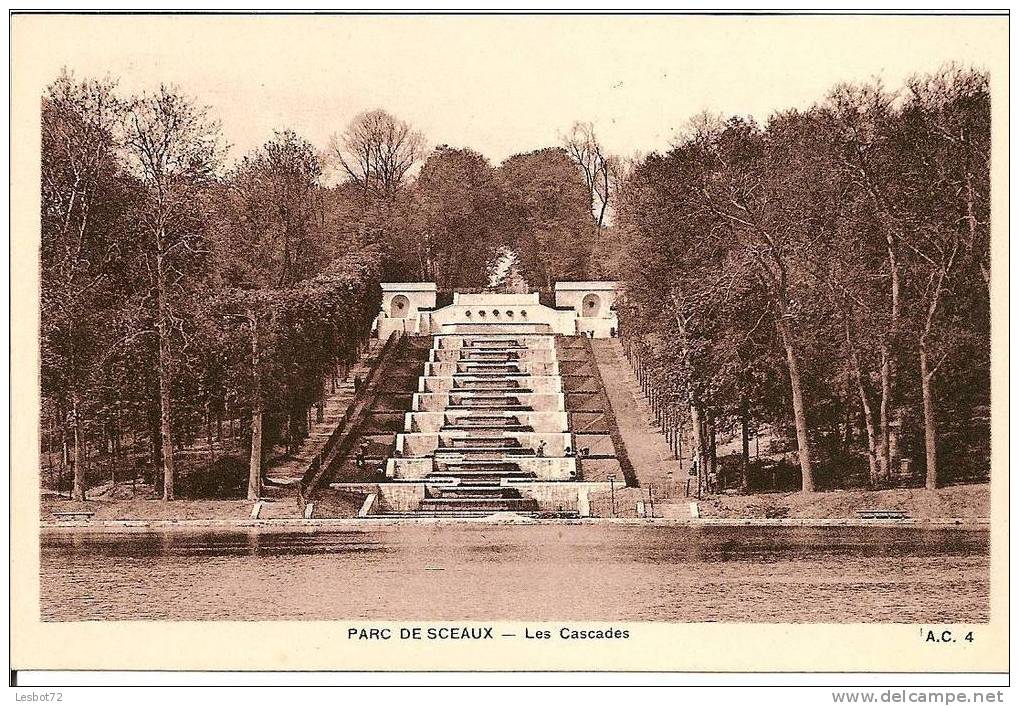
[
  {"x1": 41, "y1": 71, "x2": 134, "y2": 502},
  {"x1": 499, "y1": 148, "x2": 595, "y2": 291},
  {"x1": 696, "y1": 115, "x2": 823, "y2": 492},
  {"x1": 411, "y1": 146, "x2": 506, "y2": 288},
  {"x1": 563, "y1": 121, "x2": 613, "y2": 230},
  {"x1": 898, "y1": 67, "x2": 990, "y2": 489},
  {"x1": 230, "y1": 130, "x2": 324, "y2": 287},
  {"x1": 617, "y1": 70, "x2": 991, "y2": 495},
  {"x1": 822, "y1": 83, "x2": 909, "y2": 484},
  {"x1": 330, "y1": 109, "x2": 424, "y2": 200},
  {"x1": 121, "y1": 85, "x2": 223, "y2": 500},
  {"x1": 215, "y1": 130, "x2": 325, "y2": 289}
]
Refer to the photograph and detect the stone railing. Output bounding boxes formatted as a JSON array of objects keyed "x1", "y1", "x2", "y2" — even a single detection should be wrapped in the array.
[
  {"x1": 577, "y1": 335, "x2": 638, "y2": 487},
  {"x1": 298, "y1": 330, "x2": 404, "y2": 511}
]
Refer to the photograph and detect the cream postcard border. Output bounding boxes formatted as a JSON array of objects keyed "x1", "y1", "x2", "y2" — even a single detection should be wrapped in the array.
[{"x1": 10, "y1": 13, "x2": 1009, "y2": 673}]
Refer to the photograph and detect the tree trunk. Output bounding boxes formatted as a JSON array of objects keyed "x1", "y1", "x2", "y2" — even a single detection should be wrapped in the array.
[
  {"x1": 156, "y1": 246, "x2": 176, "y2": 501},
  {"x1": 70, "y1": 392, "x2": 85, "y2": 502},
  {"x1": 706, "y1": 415, "x2": 717, "y2": 493},
  {"x1": 859, "y1": 385, "x2": 879, "y2": 487},
  {"x1": 920, "y1": 345, "x2": 938, "y2": 490},
  {"x1": 777, "y1": 318, "x2": 814, "y2": 492},
  {"x1": 846, "y1": 335, "x2": 879, "y2": 486},
  {"x1": 878, "y1": 345, "x2": 892, "y2": 482},
  {"x1": 206, "y1": 404, "x2": 216, "y2": 467},
  {"x1": 875, "y1": 233, "x2": 901, "y2": 484},
  {"x1": 58, "y1": 400, "x2": 68, "y2": 476},
  {"x1": 688, "y1": 399, "x2": 704, "y2": 498},
  {"x1": 740, "y1": 401, "x2": 750, "y2": 495},
  {"x1": 113, "y1": 409, "x2": 122, "y2": 462},
  {"x1": 247, "y1": 315, "x2": 263, "y2": 501},
  {"x1": 675, "y1": 413, "x2": 684, "y2": 475}
]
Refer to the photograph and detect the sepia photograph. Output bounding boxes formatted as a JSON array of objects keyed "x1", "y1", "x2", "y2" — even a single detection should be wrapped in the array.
[{"x1": 9, "y1": 10, "x2": 1008, "y2": 680}]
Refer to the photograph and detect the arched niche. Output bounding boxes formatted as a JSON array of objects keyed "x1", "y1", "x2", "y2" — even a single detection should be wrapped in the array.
[
  {"x1": 582, "y1": 293, "x2": 602, "y2": 317},
  {"x1": 390, "y1": 294, "x2": 411, "y2": 318}
]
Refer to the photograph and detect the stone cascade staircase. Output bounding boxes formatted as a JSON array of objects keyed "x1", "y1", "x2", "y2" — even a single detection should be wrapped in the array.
[
  {"x1": 431, "y1": 339, "x2": 537, "y2": 494},
  {"x1": 384, "y1": 335, "x2": 569, "y2": 516}
]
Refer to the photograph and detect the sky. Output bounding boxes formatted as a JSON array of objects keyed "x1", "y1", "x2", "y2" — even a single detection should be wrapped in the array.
[{"x1": 15, "y1": 14, "x2": 1007, "y2": 168}]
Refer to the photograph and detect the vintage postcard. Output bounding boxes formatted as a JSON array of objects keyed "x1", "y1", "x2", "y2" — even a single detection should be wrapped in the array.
[{"x1": 9, "y1": 11, "x2": 1009, "y2": 680}]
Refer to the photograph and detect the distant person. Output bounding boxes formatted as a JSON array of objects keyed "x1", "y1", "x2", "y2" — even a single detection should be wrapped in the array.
[
  {"x1": 354, "y1": 375, "x2": 363, "y2": 394},
  {"x1": 564, "y1": 446, "x2": 574, "y2": 457},
  {"x1": 536, "y1": 440, "x2": 547, "y2": 457},
  {"x1": 356, "y1": 439, "x2": 370, "y2": 469}
]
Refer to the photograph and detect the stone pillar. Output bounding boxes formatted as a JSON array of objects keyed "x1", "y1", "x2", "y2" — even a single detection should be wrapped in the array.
[{"x1": 577, "y1": 488, "x2": 591, "y2": 517}]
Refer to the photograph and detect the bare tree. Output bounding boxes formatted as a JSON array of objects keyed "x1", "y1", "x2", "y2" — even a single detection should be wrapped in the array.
[
  {"x1": 41, "y1": 71, "x2": 124, "y2": 502},
  {"x1": 121, "y1": 85, "x2": 223, "y2": 501},
  {"x1": 900, "y1": 66, "x2": 989, "y2": 490},
  {"x1": 696, "y1": 116, "x2": 820, "y2": 492},
  {"x1": 330, "y1": 109, "x2": 424, "y2": 199},
  {"x1": 824, "y1": 83, "x2": 906, "y2": 485},
  {"x1": 563, "y1": 121, "x2": 612, "y2": 229}
]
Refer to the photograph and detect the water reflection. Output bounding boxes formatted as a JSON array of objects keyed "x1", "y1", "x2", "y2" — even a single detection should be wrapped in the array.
[{"x1": 40, "y1": 525, "x2": 989, "y2": 623}]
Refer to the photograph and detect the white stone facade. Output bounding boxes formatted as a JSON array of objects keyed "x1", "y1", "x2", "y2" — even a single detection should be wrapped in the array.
[
  {"x1": 375, "y1": 282, "x2": 437, "y2": 338},
  {"x1": 373, "y1": 282, "x2": 619, "y2": 339}
]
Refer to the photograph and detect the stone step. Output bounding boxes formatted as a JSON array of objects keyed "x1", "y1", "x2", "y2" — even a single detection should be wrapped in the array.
[
  {"x1": 458, "y1": 361, "x2": 523, "y2": 367},
  {"x1": 450, "y1": 391, "x2": 527, "y2": 398},
  {"x1": 445, "y1": 410, "x2": 533, "y2": 417},
  {"x1": 443, "y1": 428, "x2": 508, "y2": 437},
  {"x1": 418, "y1": 497, "x2": 539, "y2": 512},
  {"x1": 428, "y1": 471, "x2": 536, "y2": 484},
  {"x1": 446, "y1": 401, "x2": 529, "y2": 409},
  {"x1": 428, "y1": 486, "x2": 521, "y2": 499},
  {"x1": 379, "y1": 510, "x2": 513, "y2": 518},
  {"x1": 455, "y1": 371, "x2": 527, "y2": 377},
  {"x1": 442, "y1": 438, "x2": 523, "y2": 448},
  {"x1": 442, "y1": 424, "x2": 534, "y2": 432},
  {"x1": 452, "y1": 385, "x2": 530, "y2": 392},
  {"x1": 435, "y1": 447, "x2": 535, "y2": 456},
  {"x1": 437, "y1": 459, "x2": 523, "y2": 470},
  {"x1": 459, "y1": 345, "x2": 521, "y2": 350}
]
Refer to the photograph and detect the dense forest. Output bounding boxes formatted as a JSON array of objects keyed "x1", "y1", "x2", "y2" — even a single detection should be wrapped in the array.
[
  {"x1": 617, "y1": 67, "x2": 991, "y2": 494},
  {"x1": 40, "y1": 64, "x2": 990, "y2": 501}
]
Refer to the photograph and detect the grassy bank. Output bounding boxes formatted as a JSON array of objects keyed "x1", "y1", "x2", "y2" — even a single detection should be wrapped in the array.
[
  {"x1": 40, "y1": 480, "x2": 366, "y2": 522},
  {"x1": 659, "y1": 483, "x2": 990, "y2": 520},
  {"x1": 42, "y1": 495, "x2": 255, "y2": 522}
]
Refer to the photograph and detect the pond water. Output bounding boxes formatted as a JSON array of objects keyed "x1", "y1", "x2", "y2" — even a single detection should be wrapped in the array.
[{"x1": 40, "y1": 524, "x2": 989, "y2": 623}]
